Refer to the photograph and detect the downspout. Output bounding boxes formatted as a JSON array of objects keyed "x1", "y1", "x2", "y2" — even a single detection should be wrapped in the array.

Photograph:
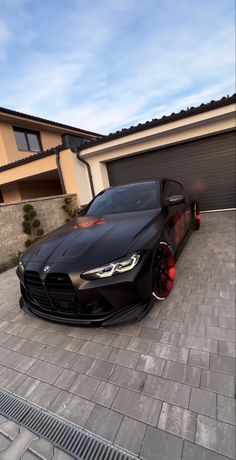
[
  {"x1": 71, "y1": 147, "x2": 95, "y2": 198},
  {"x1": 53, "y1": 147, "x2": 66, "y2": 195}
]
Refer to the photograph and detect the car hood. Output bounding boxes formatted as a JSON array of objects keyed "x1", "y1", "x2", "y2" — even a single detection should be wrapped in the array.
[{"x1": 22, "y1": 209, "x2": 162, "y2": 269}]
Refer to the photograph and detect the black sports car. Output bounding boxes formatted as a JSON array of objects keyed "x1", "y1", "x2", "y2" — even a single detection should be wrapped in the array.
[{"x1": 17, "y1": 179, "x2": 200, "y2": 326}]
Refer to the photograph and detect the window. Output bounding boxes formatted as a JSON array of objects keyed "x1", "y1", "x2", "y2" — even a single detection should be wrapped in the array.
[
  {"x1": 86, "y1": 181, "x2": 161, "y2": 216},
  {"x1": 163, "y1": 179, "x2": 183, "y2": 198},
  {"x1": 13, "y1": 128, "x2": 42, "y2": 152}
]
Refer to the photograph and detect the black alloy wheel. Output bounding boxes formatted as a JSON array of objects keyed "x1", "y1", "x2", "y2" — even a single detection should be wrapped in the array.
[{"x1": 152, "y1": 241, "x2": 176, "y2": 301}]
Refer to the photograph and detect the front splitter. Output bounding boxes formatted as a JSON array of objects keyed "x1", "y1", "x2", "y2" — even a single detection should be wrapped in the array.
[{"x1": 20, "y1": 296, "x2": 153, "y2": 328}]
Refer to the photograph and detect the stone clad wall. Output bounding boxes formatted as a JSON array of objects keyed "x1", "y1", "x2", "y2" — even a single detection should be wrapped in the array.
[{"x1": 0, "y1": 194, "x2": 77, "y2": 266}]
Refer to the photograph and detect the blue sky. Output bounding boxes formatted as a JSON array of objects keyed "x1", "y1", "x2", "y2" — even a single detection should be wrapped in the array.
[{"x1": 0, "y1": 0, "x2": 235, "y2": 134}]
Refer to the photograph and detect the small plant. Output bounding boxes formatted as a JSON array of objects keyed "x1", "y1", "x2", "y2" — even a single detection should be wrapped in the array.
[
  {"x1": 22, "y1": 204, "x2": 44, "y2": 248},
  {"x1": 61, "y1": 196, "x2": 76, "y2": 222}
]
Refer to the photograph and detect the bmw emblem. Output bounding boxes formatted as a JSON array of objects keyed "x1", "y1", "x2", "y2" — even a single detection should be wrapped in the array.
[{"x1": 43, "y1": 265, "x2": 50, "y2": 273}]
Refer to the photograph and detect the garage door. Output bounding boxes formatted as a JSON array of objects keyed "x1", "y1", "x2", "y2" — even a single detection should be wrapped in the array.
[{"x1": 107, "y1": 131, "x2": 235, "y2": 210}]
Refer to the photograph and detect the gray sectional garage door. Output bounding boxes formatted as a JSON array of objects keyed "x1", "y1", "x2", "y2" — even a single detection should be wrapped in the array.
[{"x1": 107, "y1": 131, "x2": 235, "y2": 210}]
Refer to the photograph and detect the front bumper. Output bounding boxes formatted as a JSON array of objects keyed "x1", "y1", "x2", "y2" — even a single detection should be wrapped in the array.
[{"x1": 17, "y1": 253, "x2": 153, "y2": 327}]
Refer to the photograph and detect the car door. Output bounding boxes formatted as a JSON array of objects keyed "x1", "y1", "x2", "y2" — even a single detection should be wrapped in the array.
[{"x1": 162, "y1": 179, "x2": 187, "y2": 252}]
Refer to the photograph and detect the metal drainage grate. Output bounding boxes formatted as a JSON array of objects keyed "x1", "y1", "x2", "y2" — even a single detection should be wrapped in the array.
[{"x1": 0, "y1": 389, "x2": 137, "y2": 460}]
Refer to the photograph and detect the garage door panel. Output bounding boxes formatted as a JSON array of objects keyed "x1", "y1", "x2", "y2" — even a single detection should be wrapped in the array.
[{"x1": 107, "y1": 132, "x2": 235, "y2": 210}]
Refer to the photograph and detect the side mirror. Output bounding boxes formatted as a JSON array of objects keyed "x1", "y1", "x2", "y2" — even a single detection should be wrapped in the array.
[
  {"x1": 167, "y1": 195, "x2": 185, "y2": 206},
  {"x1": 76, "y1": 204, "x2": 88, "y2": 216}
]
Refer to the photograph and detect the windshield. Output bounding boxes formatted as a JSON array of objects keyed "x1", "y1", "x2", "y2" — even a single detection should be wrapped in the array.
[{"x1": 86, "y1": 182, "x2": 160, "y2": 216}]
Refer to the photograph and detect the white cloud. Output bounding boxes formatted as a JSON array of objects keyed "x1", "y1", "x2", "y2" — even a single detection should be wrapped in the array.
[{"x1": 0, "y1": 0, "x2": 235, "y2": 134}]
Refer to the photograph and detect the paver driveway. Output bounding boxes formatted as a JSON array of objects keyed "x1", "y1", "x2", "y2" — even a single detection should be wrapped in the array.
[{"x1": 0, "y1": 211, "x2": 235, "y2": 460}]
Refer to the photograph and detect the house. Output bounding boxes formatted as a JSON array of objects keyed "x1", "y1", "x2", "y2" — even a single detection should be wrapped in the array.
[
  {"x1": 0, "y1": 107, "x2": 101, "y2": 203},
  {"x1": 0, "y1": 94, "x2": 235, "y2": 210}
]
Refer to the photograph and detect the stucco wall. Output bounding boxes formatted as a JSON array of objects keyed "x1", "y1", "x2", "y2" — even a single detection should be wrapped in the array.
[
  {"x1": 0, "y1": 120, "x2": 63, "y2": 166},
  {"x1": 0, "y1": 194, "x2": 77, "y2": 266}
]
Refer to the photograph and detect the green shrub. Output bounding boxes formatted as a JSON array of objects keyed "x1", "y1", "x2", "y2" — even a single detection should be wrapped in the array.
[
  {"x1": 32, "y1": 219, "x2": 40, "y2": 228},
  {"x1": 29, "y1": 209, "x2": 36, "y2": 219},
  {"x1": 22, "y1": 203, "x2": 45, "y2": 247},
  {"x1": 25, "y1": 239, "x2": 33, "y2": 247},
  {"x1": 36, "y1": 228, "x2": 44, "y2": 236},
  {"x1": 23, "y1": 204, "x2": 33, "y2": 213}
]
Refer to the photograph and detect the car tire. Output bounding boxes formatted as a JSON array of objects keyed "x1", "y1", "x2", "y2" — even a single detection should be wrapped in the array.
[
  {"x1": 151, "y1": 241, "x2": 176, "y2": 301},
  {"x1": 193, "y1": 201, "x2": 200, "y2": 230}
]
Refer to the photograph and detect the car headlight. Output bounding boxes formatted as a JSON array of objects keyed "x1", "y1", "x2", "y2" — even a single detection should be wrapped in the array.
[
  {"x1": 18, "y1": 261, "x2": 25, "y2": 273},
  {"x1": 82, "y1": 253, "x2": 141, "y2": 280}
]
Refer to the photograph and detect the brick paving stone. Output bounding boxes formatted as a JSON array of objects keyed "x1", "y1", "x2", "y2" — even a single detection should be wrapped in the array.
[
  {"x1": 28, "y1": 382, "x2": 60, "y2": 409},
  {"x1": 160, "y1": 330, "x2": 180, "y2": 345},
  {"x1": 188, "y1": 349, "x2": 210, "y2": 368},
  {"x1": 87, "y1": 359, "x2": 115, "y2": 380},
  {"x1": 179, "y1": 334, "x2": 217, "y2": 353},
  {"x1": 69, "y1": 373, "x2": 100, "y2": 399},
  {"x1": 160, "y1": 319, "x2": 187, "y2": 334},
  {"x1": 143, "y1": 374, "x2": 190, "y2": 408},
  {"x1": 0, "y1": 420, "x2": 20, "y2": 440},
  {"x1": 1, "y1": 427, "x2": 37, "y2": 460},
  {"x1": 49, "y1": 390, "x2": 95, "y2": 427},
  {"x1": 121, "y1": 325, "x2": 142, "y2": 336},
  {"x1": 218, "y1": 340, "x2": 236, "y2": 357},
  {"x1": 214, "y1": 306, "x2": 235, "y2": 317},
  {"x1": 112, "y1": 387, "x2": 162, "y2": 426},
  {"x1": 92, "y1": 330, "x2": 116, "y2": 345},
  {"x1": 219, "y1": 316, "x2": 236, "y2": 329},
  {"x1": 109, "y1": 365, "x2": 146, "y2": 392},
  {"x1": 0, "y1": 367, "x2": 27, "y2": 392},
  {"x1": 14, "y1": 376, "x2": 40, "y2": 399},
  {"x1": 149, "y1": 342, "x2": 188, "y2": 363},
  {"x1": 184, "y1": 314, "x2": 219, "y2": 327},
  {"x1": 108, "y1": 348, "x2": 140, "y2": 368},
  {"x1": 114, "y1": 416, "x2": 146, "y2": 456},
  {"x1": 64, "y1": 337, "x2": 86, "y2": 352},
  {"x1": 127, "y1": 337, "x2": 152, "y2": 353},
  {"x1": 92, "y1": 381, "x2": 119, "y2": 407},
  {"x1": 136, "y1": 354, "x2": 165, "y2": 376},
  {"x1": 68, "y1": 328, "x2": 96, "y2": 341},
  {"x1": 190, "y1": 387, "x2": 216, "y2": 417},
  {"x1": 197, "y1": 305, "x2": 214, "y2": 315},
  {"x1": 210, "y1": 353, "x2": 235, "y2": 375},
  {"x1": 138, "y1": 327, "x2": 162, "y2": 341},
  {"x1": 158, "y1": 402, "x2": 196, "y2": 441},
  {"x1": 159, "y1": 310, "x2": 185, "y2": 321},
  {"x1": 21, "y1": 451, "x2": 40, "y2": 460},
  {"x1": 162, "y1": 361, "x2": 201, "y2": 386},
  {"x1": 85, "y1": 405, "x2": 122, "y2": 443},
  {"x1": 182, "y1": 440, "x2": 230, "y2": 460},
  {"x1": 54, "y1": 369, "x2": 78, "y2": 390},
  {"x1": 196, "y1": 414, "x2": 235, "y2": 459},
  {"x1": 187, "y1": 324, "x2": 206, "y2": 337},
  {"x1": 1, "y1": 334, "x2": 26, "y2": 351},
  {"x1": 206, "y1": 326, "x2": 235, "y2": 342},
  {"x1": 79, "y1": 341, "x2": 113, "y2": 360},
  {"x1": 0, "y1": 433, "x2": 11, "y2": 451},
  {"x1": 201, "y1": 369, "x2": 235, "y2": 397},
  {"x1": 27, "y1": 360, "x2": 63, "y2": 384},
  {"x1": 71, "y1": 354, "x2": 94, "y2": 372},
  {"x1": 217, "y1": 395, "x2": 236, "y2": 425},
  {"x1": 29, "y1": 438, "x2": 54, "y2": 460},
  {"x1": 140, "y1": 426, "x2": 183, "y2": 460},
  {"x1": 111, "y1": 334, "x2": 130, "y2": 348}
]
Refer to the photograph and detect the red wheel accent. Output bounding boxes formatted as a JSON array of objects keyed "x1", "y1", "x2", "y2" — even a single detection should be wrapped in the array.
[
  {"x1": 152, "y1": 242, "x2": 175, "y2": 301},
  {"x1": 193, "y1": 202, "x2": 200, "y2": 230}
]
